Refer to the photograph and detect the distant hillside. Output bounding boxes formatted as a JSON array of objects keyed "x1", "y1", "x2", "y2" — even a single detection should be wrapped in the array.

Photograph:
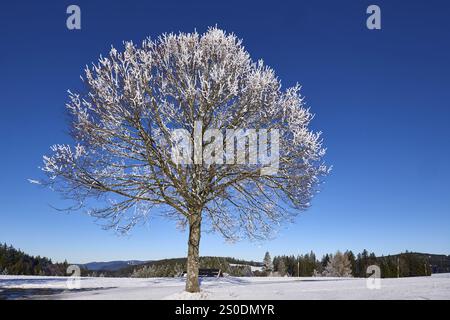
[
  {"x1": 387, "y1": 252, "x2": 450, "y2": 274},
  {"x1": 428, "y1": 254, "x2": 450, "y2": 273},
  {"x1": 109, "y1": 256, "x2": 263, "y2": 277},
  {"x1": 78, "y1": 260, "x2": 150, "y2": 272},
  {"x1": 0, "y1": 243, "x2": 68, "y2": 276},
  {"x1": 367, "y1": 252, "x2": 443, "y2": 278},
  {"x1": 2, "y1": 242, "x2": 449, "y2": 278}
]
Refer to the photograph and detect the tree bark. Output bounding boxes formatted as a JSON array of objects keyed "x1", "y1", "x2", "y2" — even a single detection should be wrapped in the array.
[{"x1": 185, "y1": 213, "x2": 202, "y2": 293}]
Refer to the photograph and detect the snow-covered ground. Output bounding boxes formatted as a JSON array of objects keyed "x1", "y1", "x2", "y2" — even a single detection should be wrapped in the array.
[{"x1": 1, "y1": 274, "x2": 450, "y2": 300}]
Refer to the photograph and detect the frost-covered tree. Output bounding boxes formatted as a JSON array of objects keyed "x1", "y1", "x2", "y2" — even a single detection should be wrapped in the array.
[
  {"x1": 132, "y1": 265, "x2": 158, "y2": 278},
  {"x1": 38, "y1": 27, "x2": 328, "y2": 292},
  {"x1": 263, "y1": 252, "x2": 273, "y2": 273},
  {"x1": 323, "y1": 251, "x2": 352, "y2": 277}
]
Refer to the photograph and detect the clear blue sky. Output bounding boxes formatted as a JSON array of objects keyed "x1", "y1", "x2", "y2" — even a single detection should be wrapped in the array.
[{"x1": 1, "y1": 0, "x2": 449, "y2": 263}]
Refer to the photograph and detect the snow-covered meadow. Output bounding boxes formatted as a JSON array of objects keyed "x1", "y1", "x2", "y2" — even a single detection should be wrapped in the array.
[{"x1": 1, "y1": 273, "x2": 450, "y2": 300}]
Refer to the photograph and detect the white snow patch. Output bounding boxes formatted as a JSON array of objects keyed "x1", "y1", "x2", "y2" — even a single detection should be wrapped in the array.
[
  {"x1": 1, "y1": 274, "x2": 450, "y2": 300},
  {"x1": 163, "y1": 290, "x2": 211, "y2": 300}
]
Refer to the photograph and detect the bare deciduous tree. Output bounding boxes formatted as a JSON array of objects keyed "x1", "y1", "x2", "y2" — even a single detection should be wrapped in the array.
[{"x1": 39, "y1": 27, "x2": 329, "y2": 292}]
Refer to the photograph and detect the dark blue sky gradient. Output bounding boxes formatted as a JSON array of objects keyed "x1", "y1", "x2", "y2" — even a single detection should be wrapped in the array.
[{"x1": 0, "y1": 0, "x2": 449, "y2": 263}]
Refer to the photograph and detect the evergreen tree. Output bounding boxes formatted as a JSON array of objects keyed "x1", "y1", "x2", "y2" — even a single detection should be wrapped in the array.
[
  {"x1": 263, "y1": 252, "x2": 273, "y2": 273},
  {"x1": 321, "y1": 254, "x2": 330, "y2": 269},
  {"x1": 345, "y1": 250, "x2": 357, "y2": 276},
  {"x1": 276, "y1": 259, "x2": 286, "y2": 276},
  {"x1": 0, "y1": 243, "x2": 67, "y2": 276}
]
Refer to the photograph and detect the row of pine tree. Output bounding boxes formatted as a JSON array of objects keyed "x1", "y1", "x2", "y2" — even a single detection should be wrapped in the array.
[
  {"x1": 0, "y1": 243, "x2": 69, "y2": 276},
  {"x1": 265, "y1": 249, "x2": 432, "y2": 278},
  {"x1": 0, "y1": 242, "x2": 436, "y2": 278}
]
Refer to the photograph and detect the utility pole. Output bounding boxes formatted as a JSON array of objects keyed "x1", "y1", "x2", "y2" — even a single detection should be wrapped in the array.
[
  {"x1": 297, "y1": 260, "x2": 300, "y2": 278},
  {"x1": 397, "y1": 257, "x2": 400, "y2": 278}
]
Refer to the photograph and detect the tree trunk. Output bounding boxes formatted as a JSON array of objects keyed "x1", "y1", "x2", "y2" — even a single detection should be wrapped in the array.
[{"x1": 185, "y1": 213, "x2": 202, "y2": 293}]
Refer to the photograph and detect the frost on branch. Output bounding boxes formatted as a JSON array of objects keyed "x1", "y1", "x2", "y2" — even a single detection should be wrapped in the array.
[{"x1": 39, "y1": 27, "x2": 329, "y2": 238}]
